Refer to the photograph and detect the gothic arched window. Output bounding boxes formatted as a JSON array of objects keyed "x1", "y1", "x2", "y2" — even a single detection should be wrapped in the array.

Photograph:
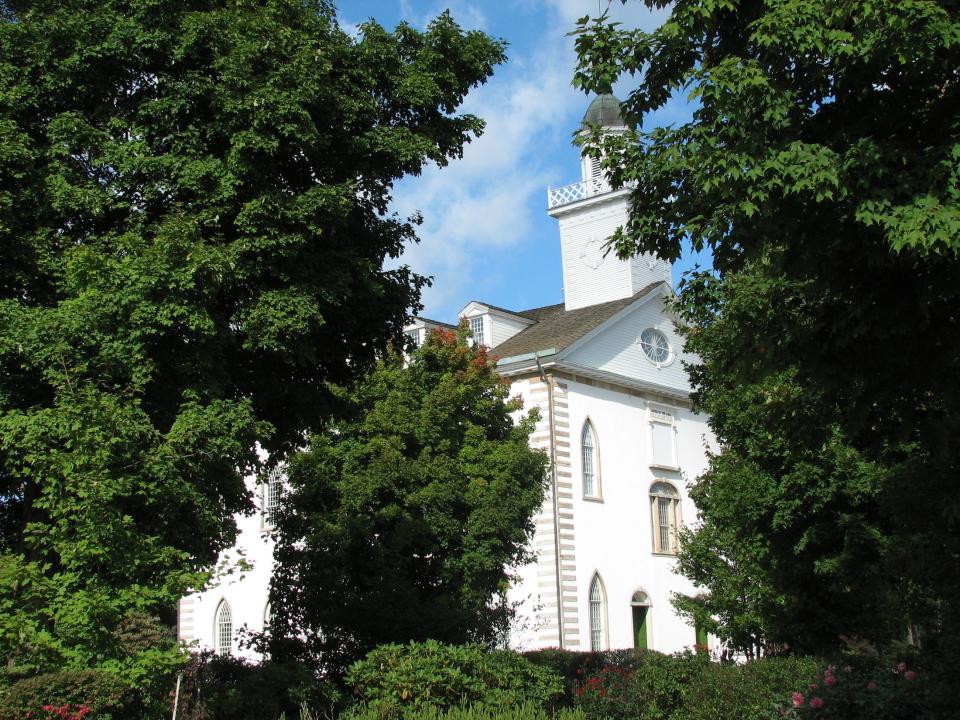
[
  {"x1": 650, "y1": 481, "x2": 681, "y2": 554},
  {"x1": 589, "y1": 573, "x2": 607, "y2": 651},
  {"x1": 214, "y1": 600, "x2": 233, "y2": 655},
  {"x1": 581, "y1": 420, "x2": 600, "y2": 498}
]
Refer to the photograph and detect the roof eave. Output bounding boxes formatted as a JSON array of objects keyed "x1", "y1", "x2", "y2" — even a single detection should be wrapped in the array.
[{"x1": 494, "y1": 348, "x2": 559, "y2": 375}]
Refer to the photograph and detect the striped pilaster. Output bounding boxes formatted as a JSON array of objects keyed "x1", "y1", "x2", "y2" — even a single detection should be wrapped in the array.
[{"x1": 527, "y1": 378, "x2": 581, "y2": 649}]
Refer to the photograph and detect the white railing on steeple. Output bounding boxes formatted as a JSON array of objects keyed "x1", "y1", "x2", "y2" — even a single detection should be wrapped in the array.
[{"x1": 547, "y1": 177, "x2": 607, "y2": 209}]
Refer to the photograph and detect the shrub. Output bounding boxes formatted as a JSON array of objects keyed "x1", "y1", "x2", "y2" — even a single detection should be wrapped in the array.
[
  {"x1": 677, "y1": 656, "x2": 821, "y2": 720},
  {"x1": 573, "y1": 651, "x2": 711, "y2": 720},
  {"x1": 172, "y1": 652, "x2": 342, "y2": 720},
  {"x1": 779, "y1": 660, "x2": 928, "y2": 720},
  {"x1": 345, "y1": 641, "x2": 564, "y2": 719},
  {"x1": 523, "y1": 648, "x2": 607, "y2": 703},
  {"x1": 344, "y1": 703, "x2": 586, "y2": 720},
  {"x1": 0, "y1": 669, "x2": 135, "y2": 720}
]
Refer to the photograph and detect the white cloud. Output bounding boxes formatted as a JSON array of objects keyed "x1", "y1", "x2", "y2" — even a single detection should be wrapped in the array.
[{"x1": 385, "y1": 1, "x2": 681, "y2": 319}]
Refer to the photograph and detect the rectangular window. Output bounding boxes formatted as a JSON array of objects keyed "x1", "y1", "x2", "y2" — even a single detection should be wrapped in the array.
[
  {"x1": 406, "y1": 329, "x2": 422, "y2": 348},
  {"x1": 469, "y1": 316, "x2": 485, "y2": 346}
]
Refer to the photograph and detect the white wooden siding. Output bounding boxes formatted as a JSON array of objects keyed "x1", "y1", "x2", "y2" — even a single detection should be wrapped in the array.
[
  {"x1": 564, "y1": 296, "x2": 692, "y2": 395},
  {"x1": 557, "y1": 197, "x2": 671, "y2": 311},
  {"x1": 489, "y1": 313, "x2": 532, "y2": 348}
]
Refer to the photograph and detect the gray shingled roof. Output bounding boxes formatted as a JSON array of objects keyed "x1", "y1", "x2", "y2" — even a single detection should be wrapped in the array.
[
  {"x1": 415, "y1": 316, "x2": 457, "y2": 330},
  {"x1": 491, "y1": 283, "x2": 663, "y2": 360},
  {"x1": 582, "y1": 93, "x2": 625, "y2": 128}
]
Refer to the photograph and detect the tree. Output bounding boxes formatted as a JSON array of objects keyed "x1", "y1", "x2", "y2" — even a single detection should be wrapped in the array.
[
  {"x1": 571, "y1": 0, "x2": 960, "y2": 661},
  {"x1": 0, "y1": 0, "x2": 505, "y2": 679},
  {"x1": 269, "y1": 328, "x2": 548, "y2": 675}
]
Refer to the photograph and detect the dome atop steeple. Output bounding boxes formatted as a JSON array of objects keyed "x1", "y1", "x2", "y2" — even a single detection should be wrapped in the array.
[{"x1": 581, "y1": 92, "x2": 626, "y2": 128}]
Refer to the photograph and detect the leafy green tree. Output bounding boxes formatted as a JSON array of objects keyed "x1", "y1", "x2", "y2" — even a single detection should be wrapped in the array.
[
  {"x1": 571, "y1": 0, "x2": 960, "y2": 661},
  {"x1": 0, "y1": 0, "x2": 505, "y2": 680},
  {"x1": 269, "y1": 329, "x2": 548, "y2": 675}
]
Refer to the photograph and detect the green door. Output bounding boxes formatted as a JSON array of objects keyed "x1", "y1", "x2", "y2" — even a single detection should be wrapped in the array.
[
  {"x1": 695, "y1": 622, "x2": 708, "y2": 651},
  {"x1": 632, "y1": 606, "x2": 648, "y2": 650}
]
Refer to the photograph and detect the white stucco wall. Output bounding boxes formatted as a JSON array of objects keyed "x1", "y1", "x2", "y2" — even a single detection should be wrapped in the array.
[
  {"x1": 507, "y1": 374, "x2": 715, "y2": 654},
  {"x1": 178, "y1": 479, "x2": 276, "y2": 660}
]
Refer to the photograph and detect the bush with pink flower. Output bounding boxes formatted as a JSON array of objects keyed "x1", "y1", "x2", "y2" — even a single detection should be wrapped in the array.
[{"x1": 777, "y1": 660, "x2": 927, "y2": 720}]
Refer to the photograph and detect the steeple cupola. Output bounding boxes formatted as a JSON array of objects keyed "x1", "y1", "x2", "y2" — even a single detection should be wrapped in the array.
[
  {"x1": 578, "y1": 92, "x2": 629, "y2": 185},
  {"x1": 581, "y1": 92, "x2": 627, "y2": 129},
  {"x1": 547, "y1": 94, "x2": 670, "y2": 312}
]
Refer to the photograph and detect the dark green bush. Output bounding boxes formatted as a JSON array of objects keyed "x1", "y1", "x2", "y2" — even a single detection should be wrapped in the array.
[
  {"x1": 0, "y1": 669, "x2": 136, "y2": 719},
  {"x1": 345, "y1": 641, "x2": 564, "y2": 719},
  {"x1": 345, "y1": 703, "x2": 586, "y2": 720},
  {"x1": 172, "y1": 651, "x2": 341, "y2": 720},
  {"x1": 677, "y1": 656, "x2": 821, "y2": 720},
  {"x1": 574, "y1": 651, "x2": 711, "y2": 720},
  {"x1": 522, "y1": 648, "x2": 599, "y2": 694},
  {"x1": 784, "y1": 659, "x2": 929, "y2": 720},
  {"x1": 527, "y1": 650, "x2": 821, "y2": 720}
]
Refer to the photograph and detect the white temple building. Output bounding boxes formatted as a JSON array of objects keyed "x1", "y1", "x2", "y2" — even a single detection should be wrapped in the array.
[{"x1": 178, "y1": 94, "x2": 716, "y2": 657}]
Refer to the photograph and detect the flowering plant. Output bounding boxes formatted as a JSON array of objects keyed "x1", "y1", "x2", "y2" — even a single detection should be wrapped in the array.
[
  {"x1": 18, "y1": 705, "x2": 92, "y2": 720},
  {"x1": 574, "y1": 665, "x2": 636, "y2": 719},
  {"x1": 777, "y1": 661, "x2": 926, "y2": 719}
]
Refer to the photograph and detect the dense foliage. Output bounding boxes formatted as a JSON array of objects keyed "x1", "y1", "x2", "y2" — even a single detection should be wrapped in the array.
[
  {"x1": 0, "y1": 668, "x2": 134, "y2": 719},
  {"x1": 270, "y1": 330, "x2": 548, "y2": 673},
  {"x1": 782, "y1": 661, "x2": 926, "y2": 720},
  {"x1": 169, "y1": 651, "x2": 342, "y2": 720},
  {"x1": 0, "y1": 0, "x2": 504, "y2": 685},
  {"x1": 571, "y1": 0, "x2": 960, "y2": 677},
  {"x1": 344, "y1": 705, "x2": 586, "y2": 720},
  {"x1": 345, "y1": 641, "x2": 564, "y2": 719}
]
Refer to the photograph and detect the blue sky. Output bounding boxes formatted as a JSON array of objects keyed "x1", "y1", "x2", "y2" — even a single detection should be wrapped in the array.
[{"x1": 342, "y1": 1, "x2": 709, "y2": 322}]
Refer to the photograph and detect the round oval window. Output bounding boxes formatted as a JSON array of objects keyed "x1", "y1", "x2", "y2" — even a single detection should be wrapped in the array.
[{"x1": 640, "y1": 328, "x2": 670, "y2": 364}]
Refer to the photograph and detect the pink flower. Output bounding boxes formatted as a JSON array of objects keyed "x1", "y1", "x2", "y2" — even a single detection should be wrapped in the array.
[
  {"x1": 867, "y1": 681, "x2": 878, "y2": 691},
  {"x1": 792, "y1": 692, "x2": 805, "y2": 708},
  {"x1": 897, "y1": 662, "x2": 907, "y2": 673},
  {"x1": 824, "y1": 674, "x2": 837, "y2": 686},
  {"x1": 905, "y1": 670, "x2": 917, "y2": 681},
  {"x1": 809, "y1": 683, "x2": 819, "y2": 690},
  {"x1": 810, "y1": 697, "x2": 824, "y2": 710}
]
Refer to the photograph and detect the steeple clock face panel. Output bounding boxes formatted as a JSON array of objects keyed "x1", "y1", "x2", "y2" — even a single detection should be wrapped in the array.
[{"x1": 578, "y1": 235, "x2": 608, "y2": 271}]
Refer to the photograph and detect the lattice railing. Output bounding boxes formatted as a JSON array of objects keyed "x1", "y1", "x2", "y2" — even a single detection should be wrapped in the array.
[{"x1": 546, "y1": 177, "x2": 608, "y2": 209}]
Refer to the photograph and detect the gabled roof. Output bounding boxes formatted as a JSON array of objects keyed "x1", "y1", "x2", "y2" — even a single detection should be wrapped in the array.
[
  {"x1": 409, "y1": 316, "x2": 457, "y2": 330},
  {"x1": 491, "y1": 282, "x2": 664, "y2": 360},
  {"x1": 459, "y1": 300, "x2": 536, "y2": 324}
]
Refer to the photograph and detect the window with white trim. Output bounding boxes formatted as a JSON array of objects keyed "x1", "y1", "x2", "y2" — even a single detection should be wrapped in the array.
[
  {"x1": 648, "y1": 406, "x2": 678, "y2": 469},
  {"x1": 650, "y1": 481, "x2": 681, "y2": 554},
  {"x1": 581, "y1": 420, "x2": 600, "y2": 498},
  {"x1": 263, "y1": 467, "x2": 283, "y2": 528},
  {"x1": 589, "y1": 573, "x2": 607, "y2": 651},
  {"x1": 406, "y1": 328, "x2": 422, "y2": 348},
  {"x1": 215, "y1": 600, "x2": 233, "y2": 655},
  {"x1": 469, "y1": 316, "x2": 485, "y2": 346}
]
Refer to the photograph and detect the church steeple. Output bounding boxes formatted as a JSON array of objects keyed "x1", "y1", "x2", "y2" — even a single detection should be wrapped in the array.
[
  {"x1": 581, "y1": 92, "x2": 627, "y2": 129},
  {"x1": 577, "y1": 92, "x2": 629, "y2": 186},
  {"x1": 547, "y1": 94, "x2": 670, "y2": 312}
]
